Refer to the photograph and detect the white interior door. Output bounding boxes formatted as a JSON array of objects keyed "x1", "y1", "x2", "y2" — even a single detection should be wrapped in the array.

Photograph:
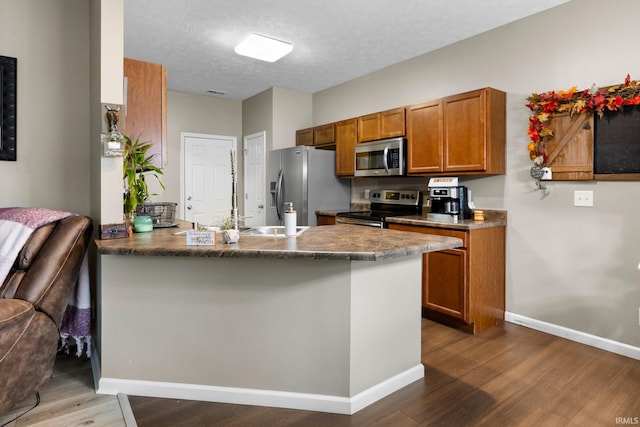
[
  {"x1": 182, "y1": 133, "x2": 236, "y2": 226},
  {"x1": 243, "y1": 131, "x2": 266, "y2": 227}
]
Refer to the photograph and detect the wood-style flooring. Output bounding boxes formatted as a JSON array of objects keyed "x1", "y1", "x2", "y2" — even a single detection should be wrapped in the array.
[
  {"x1": 129, "y1": 319, "x2": 640, "y2": 426},
  {"x1": 2, "y1": 319, "x2": 638, "y2": 426},
  {"x1": 0, "y1": 351, "x2": 129, "y2": 427}
]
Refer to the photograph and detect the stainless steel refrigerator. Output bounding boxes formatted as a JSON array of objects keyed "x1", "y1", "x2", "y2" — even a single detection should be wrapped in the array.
[{"x1": 268, "y1": 146, "x2": 351, "y2": 226}]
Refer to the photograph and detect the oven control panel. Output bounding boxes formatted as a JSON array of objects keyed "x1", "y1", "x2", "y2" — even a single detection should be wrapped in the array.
[{"x1": 370, "y1": 190, "x2": 421, "y2": 206}]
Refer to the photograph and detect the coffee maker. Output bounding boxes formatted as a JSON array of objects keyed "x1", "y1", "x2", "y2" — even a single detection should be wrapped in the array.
[{"x1": 427, "y1": 178, "x2": 472, "y2": 221}]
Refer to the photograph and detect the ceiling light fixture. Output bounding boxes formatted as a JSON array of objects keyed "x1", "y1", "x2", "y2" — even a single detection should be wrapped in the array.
[{"x1": 234, "y1": 33, "x2": 293, "y2": 63}]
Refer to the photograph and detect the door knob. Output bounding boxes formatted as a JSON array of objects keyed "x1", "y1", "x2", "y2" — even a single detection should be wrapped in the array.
[
  {"x1": 187, "y1": 204, "x2": 192, "y2": 210},
  {"x1": 187, "y1": 196, "x2": 192, "y2": 201}
]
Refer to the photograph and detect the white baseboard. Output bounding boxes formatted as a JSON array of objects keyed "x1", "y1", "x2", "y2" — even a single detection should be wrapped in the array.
[
  {"x1": 505, "y1": 312, "x2": 640, "y2": 360},
  {"x1": 96, "y1": 364, "x2": 424, "y2": 415}
]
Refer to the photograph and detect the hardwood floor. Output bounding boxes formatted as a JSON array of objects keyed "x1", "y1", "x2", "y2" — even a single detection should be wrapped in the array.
[
  {"x1": 0, "y1": 351, "x2": 129, "y2": 427},
  {"x1": 2, "y1": 319, "x2": 638, "y2": 426},
  {"x1": 129, "y1": 319, "x2": 640, "y2": 426}
]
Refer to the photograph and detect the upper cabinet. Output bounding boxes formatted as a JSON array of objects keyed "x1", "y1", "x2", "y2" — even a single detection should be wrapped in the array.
[
  {"x1": 296, "y1": 123, "x2": 336, "y2": 148},
  {"x1": 296, "y1": 87, "x2": 505, "y2": 178},
  {"x1": 406, "y1": 100, "x2": 444, "y2": 173},
  {"x1": 335, "y1": 118, "x2": 358, "y2": 177},
  {"x1": 313, "y1": 123, "x2": 336, "y2": 148},
  {"x1": 295, "y1": 127, "x2": 314, "y2": 146},
  {"x1": 407, "y1": 88, "x2": 506, "y2": 176},
  {"x1": 124, "y1": 58, "x2": 167, "y2": 168},
  {"x1": 357, "y1": 107, "x2": 406, "y2": 143}
]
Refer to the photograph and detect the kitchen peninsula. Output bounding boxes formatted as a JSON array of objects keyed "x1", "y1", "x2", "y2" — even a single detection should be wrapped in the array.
[{"x1": 94, "y1": 223, "x2": 461, "y2": 414}]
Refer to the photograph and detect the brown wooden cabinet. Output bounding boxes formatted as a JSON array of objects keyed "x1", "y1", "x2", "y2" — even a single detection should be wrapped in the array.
[
  {"x1": 316, "y1": 214, "x2": 337, "y2": 225},
  {"x1": 296, "y1": 124, "x2": 335, "y2": 148},
  {"x1": 335, "y1": 118, "x2": 358, "y2": 177},
  {"x1": 387, "y1": 223, "x2": 505, "y2": 334},
  {"x1": 124, "y1": 58, "x2": 167, "y2": 168},
  {"x1": 406, "y1": 100, "x2": 443, "y2": 173},
  {"x1": 313, "y1": 123, "x2": 335, "y2": 148},
  {"x1": 407, "y1": 88, "x2": 505, "y2": 176},
  {"x1": 357, "y1": 107, "x2": 406, "y2": 143},
  {"x1": 296, "y1": 127, "x2": 314, "y2": 146}
]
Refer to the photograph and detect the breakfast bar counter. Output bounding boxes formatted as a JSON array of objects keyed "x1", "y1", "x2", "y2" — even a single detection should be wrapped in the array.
[
  {"x1": 93, "y1": 223, "x2": 461, "y2": 415},
  {"x1": 95, "y1": 222, "x2": 461, "y2": 260}
]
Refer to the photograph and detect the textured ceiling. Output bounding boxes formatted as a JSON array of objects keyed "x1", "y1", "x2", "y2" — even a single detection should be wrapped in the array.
[{"x1": 124, "y1": 0, "x2": 569, "y2": 100}]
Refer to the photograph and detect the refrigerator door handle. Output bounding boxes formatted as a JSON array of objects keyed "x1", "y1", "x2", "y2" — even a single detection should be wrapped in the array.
[{"x1": 275, "y1": 169, "x2": 284, "y2": 222}]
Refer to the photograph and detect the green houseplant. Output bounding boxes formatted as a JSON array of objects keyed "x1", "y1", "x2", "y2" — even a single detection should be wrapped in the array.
[{"x1": 123, "y1": 135, "x2": 165, "y2": 218}]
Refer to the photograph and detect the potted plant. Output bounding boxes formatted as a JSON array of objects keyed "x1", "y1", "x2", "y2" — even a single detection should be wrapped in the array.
[
  {"x1": 123, "y1": 135, "x2": 165, "y2": 225},
  {"x1": 219, "y1": 216, "x2": 239, "y2": 244}
]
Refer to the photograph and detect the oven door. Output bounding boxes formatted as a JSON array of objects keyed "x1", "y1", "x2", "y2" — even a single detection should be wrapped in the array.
[{"x1": 354, "y1": 138, "x2": 405, "y2": 177}]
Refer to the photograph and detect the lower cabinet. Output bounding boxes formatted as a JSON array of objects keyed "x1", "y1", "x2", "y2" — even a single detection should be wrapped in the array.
[
  {"x1": 316, "y1": 214, "x2": 336, "y2": 225},
  {"x1": 424, "y1": 248, "x2": 467, "y2": 319},
  {"x1": 388, "y1": 223, "x2": 505, "y2": 333}
]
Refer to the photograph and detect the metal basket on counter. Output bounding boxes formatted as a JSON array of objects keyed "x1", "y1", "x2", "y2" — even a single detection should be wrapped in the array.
[{"x1": 136, "y1": 202, "x2": 177, "y2": 227}]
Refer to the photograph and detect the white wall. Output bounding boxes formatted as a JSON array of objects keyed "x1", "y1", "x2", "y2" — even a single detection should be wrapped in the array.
[
  {"x1": 272, "y1": 87, "x2": 312, "y2": 150},
  {"x1": 313, "y1": 0, "x2": 640, "y2": 348},
  {"x1": 161, "y1": 90, "x2": 242, "y2": 217},
  {"x1": 0, "y1": 0, "x2": 91, "y2": 215}
]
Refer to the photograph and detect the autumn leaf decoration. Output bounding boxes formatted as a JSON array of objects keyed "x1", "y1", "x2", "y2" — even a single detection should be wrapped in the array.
[{"x1": 526, "y1": 74, "x2": 640, "y2": 166}]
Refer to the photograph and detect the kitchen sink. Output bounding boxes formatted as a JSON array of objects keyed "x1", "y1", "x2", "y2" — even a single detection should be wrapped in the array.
[{"x1": 240, "y1": 225, "x2": 309, "y2": 237}]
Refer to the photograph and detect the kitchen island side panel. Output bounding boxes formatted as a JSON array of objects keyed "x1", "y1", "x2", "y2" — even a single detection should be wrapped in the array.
[
  {"x1": 350, "y1": 255, "x2": 423, "y2": 396},
  {"x1": 97, "y1": 253, "x2": 424, "y2": 407},
  {"x1": 99, "y1": 256, "x2": 352, "y2": 396}
]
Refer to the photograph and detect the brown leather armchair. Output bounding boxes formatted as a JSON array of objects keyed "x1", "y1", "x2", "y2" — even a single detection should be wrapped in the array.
[{"x1": 0, "y1": 215, "x2": 93, "y2": 414}]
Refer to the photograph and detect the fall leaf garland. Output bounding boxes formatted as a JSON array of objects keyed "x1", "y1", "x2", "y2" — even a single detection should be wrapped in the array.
[{"x1": 526, "y1": 74, "x2": 640, "y2": 166}]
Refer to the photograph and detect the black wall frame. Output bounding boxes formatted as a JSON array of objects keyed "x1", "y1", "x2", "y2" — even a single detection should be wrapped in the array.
[{"x1": 0, "y1": 55, "x2": 17, "y2": 161}]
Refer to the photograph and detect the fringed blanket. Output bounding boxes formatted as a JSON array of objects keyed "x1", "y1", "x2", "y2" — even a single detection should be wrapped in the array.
[
  {"x1": 0, "y1": 207, "x2": 91, "y2": 357},
  {"x1": 60, "y1": 252, "x2": 91, "y2": 357}
]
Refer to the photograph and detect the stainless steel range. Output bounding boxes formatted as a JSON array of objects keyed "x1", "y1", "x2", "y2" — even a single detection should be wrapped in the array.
[{"x1": 335, "y1": 189, "x2": 422, "y2": 228}]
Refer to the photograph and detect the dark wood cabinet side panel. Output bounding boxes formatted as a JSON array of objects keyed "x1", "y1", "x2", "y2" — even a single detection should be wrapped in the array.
[
  {"x1": 486, "y1": 88, "x2": 506, "y2": 174},
  {"x1": 468, "y1": 226, "x2": 506, "y2": 331},
  {"x1": 124, "y1": 58, "x2": 166, "y2": 168}
]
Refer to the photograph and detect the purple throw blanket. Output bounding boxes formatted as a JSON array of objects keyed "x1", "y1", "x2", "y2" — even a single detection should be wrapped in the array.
[{"x1": 0, "y1": 207, "x2": 91, "y2": 357}]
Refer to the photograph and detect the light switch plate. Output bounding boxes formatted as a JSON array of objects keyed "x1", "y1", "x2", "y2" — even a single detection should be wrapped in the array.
[{"x1": 574, "y1": 190, "x2": 594, "y2": 207}]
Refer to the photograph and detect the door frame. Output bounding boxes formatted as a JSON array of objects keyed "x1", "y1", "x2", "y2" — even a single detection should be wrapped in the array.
[{"x1": 180, "y1": 132, "x2": 238, "y2": 221}]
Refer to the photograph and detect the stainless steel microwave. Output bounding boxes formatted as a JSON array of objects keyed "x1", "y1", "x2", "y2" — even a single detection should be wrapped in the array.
[{"x1": 354, "y1": 137, "x2": 406, "y2": 177}]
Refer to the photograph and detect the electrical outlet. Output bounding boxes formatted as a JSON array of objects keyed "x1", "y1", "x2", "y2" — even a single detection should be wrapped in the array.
[{"x1": 574, "y1": 190, "x2": 594, "y2": 207}]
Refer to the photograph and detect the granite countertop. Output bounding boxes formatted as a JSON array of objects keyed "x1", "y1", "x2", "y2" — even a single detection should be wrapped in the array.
[
  {"x1": 95, "y1": 222, "x2": 462, "y2": 261},
  {"x1": 386, "y1": 210, "x2": 507, "y2": 230},
  {"x1": 316, "y1": 209, "x2": 507, "y2": 230}
]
